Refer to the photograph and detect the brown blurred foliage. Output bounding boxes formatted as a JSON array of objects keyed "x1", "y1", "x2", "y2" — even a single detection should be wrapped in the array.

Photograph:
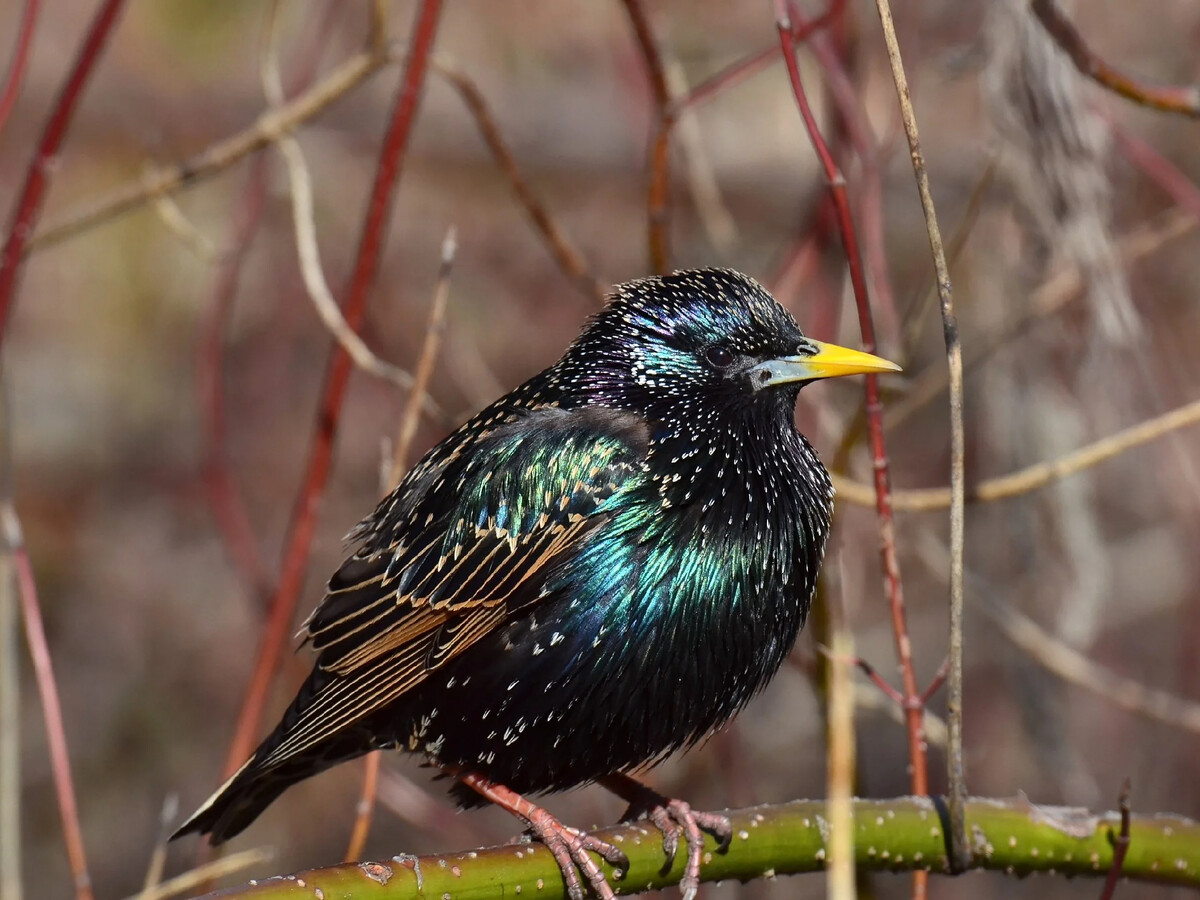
[{"x1": 3, "y1": 1, "x2": 1200, "y2": 899}]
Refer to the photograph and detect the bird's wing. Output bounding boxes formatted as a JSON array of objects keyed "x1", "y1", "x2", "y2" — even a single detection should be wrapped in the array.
[{"x1": 259, "y1": 405, "x2": 648, "y2": 768}]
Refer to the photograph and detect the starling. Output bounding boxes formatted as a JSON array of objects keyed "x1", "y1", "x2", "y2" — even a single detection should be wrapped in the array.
[{"x1": 173, "y1": 269, "x2": 899, "y2": 899}]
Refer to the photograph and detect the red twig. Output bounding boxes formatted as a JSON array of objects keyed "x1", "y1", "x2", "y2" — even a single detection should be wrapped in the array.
[
  {"x1": 220, "y1": 0, "x2": 446, "y2": 779},
  {"x1": 775, "y1": 4, "x2": 927, "y2": 893},
  {"x1": 4, "y1": 504, "x2": 93, "y2": 900},
  {"x1": 198, "y1": 157, "x2": 273, "y2": 604},
  {"x1": 921, "y1": 656, "x2": 950, "y2": 704},
  {"x1": 0, "y1": 0, "x2": 40, "y2": 135},
  {"x1": 0, "y1": 0, "x2": 127, "y2": 348},
  {"x1": 1109, "y1": 120, "x2": 1200, "y2": 222},
  {"x1": 1099, "y1": 780, "x2": 1132, "y2": 900},
  {"x1": 799, "y1": 9, "x2": 900, "y2": 343},
  {"x1": 1032, "y1": 0, "x2": 1200, "y2": 119}
]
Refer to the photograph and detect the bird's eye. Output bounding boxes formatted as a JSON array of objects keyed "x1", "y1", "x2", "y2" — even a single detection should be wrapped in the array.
[{"x1": 703, "y1": 345, "x2": 735, "y2": 369}]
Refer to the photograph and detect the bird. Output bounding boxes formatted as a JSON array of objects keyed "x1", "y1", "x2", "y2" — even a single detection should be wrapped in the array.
[{"x1": 172, "y1": 268, "x2": 900, "y2": 899}]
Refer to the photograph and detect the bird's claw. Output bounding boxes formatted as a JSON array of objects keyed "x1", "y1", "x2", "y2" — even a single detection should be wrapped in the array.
[
  {"x1": 610, "y1": 778, "x2": 730, "y2": 900},
  {"x1": 523, "y1": 808, "x2": 627, "y2": 900}
]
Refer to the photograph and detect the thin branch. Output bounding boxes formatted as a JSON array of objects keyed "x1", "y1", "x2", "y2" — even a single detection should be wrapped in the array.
[
  {"x1": 137, "y1": 795, "x2": 178, "y2": 900},
  {"x1": 775, "y1": 9, "x2": 929, "y2": 883},
  {"x1": 883, "y1": 208, "x2": 1197, "y2": 431},
  {"x1": 120, "y1": 848, "x2": 273, "y2": 900},
  {"x1": 0, "y1": 0, "x2": 127, "y2": 346},
  {"x1": 834, "y1": 396, "x2": 1200, "y2": 511},
  {"x1": 0, "y1": 412, "x2": 18, "y2": 900},
  {"x1": 430, "y1": 60, "x2": 607, "y2": 304},
  {"x1": 343, "y1": 752, "x2": 381, "y2": 863},
  {"x1": 0, "y1": 0, "x2": 41, "y2": 136},
  {"x1": 869, "y1": 0, "x2": 967, "y2": 870},
  {"x1": 3, "y1": 503, "x2": 93, "y2": 900},
  {"x1": 189, "y1": 797, "x2": 1200, "y2": 899},
  {"x1": 387, "y1": 226, "x2": 456, "y2": 489},
  {"x1": 146, "y1": 175, "x2": 221, "y2": 262},
  {"x1": 1031, "y1": 0, "x2": 1200, "y2": 119},
  {"x1": 343, "y1": 227, "x2": 455, "y2": 862},
  {"x1": 221, "y1": 0, "x2": 446, "y2": 780},
  {"x1": 619, "y1": 0, "x2": 673, "y2": 273},
  {"x1": 823, "y1": 553, "x2": 857, "y2": 900},
  {"x1": 975, "y1": 585, "x2": 1200, "y2": 736},
  {"x1": 275, "y1": 133, "x2": 441, "y2": 408},
  {"x1": 26, "y1": 46, "x2": 389, "y2": 258},
  {"x1": 1099, "y1": 781, "x2": 1132, "y2": 900}
]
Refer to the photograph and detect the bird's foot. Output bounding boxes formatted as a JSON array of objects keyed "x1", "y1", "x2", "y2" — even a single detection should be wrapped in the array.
[
  {"x1": 601, "y1": 774, "x2": 731, "y2": 900},
  {"x1": 454, "y1": 769, "x2": 628, "y2": 900}
]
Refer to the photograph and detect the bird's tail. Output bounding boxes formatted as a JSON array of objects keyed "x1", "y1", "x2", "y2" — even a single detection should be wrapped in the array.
[{"x1": 171, "y1": 664, "x2": 380, "y2": 844}]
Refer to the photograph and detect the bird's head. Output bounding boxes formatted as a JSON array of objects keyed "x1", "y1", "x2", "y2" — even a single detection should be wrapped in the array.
[{"x1": 558, "y1": 269, "x2": 899, "y2": 422}]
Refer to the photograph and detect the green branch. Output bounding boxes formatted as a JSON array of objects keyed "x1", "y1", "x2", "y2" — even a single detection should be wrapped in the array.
[{"x1": 198, "y1": 796, "x2": 1200, "y2": 899}]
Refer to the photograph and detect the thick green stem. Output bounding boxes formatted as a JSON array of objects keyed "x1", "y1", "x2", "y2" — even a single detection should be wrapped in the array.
[{"x1": 196, "y1": 796, "x2": 1200, "y2": 898}]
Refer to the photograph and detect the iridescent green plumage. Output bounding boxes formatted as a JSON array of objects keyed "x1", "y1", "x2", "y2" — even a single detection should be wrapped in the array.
[{"x1": 173, "y1": 269, "x2": 899, "y2": 896}]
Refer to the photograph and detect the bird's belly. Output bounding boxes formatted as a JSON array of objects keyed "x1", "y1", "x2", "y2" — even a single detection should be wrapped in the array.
[{"x1": 400, "y1": 559, "x2": 803, "y2": 797}]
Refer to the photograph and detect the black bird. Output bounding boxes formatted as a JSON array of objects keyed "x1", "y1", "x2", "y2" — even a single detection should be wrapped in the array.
[{"x1": 173, "y1": 269, "x2": 899, "y2": 899}]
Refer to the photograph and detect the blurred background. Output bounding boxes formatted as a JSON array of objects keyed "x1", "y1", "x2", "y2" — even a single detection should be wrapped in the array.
[{"x1": 3, "y1": 1, "x2": 1199, "y2": 898}]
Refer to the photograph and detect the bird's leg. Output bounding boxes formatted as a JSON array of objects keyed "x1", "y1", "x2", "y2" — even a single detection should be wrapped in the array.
[
  {"x1": 599, "y1": 774, "x2": 731, "y2": 900},
  {"x1": 452, "y1": 769, "x2": 628, "y2": 900}
]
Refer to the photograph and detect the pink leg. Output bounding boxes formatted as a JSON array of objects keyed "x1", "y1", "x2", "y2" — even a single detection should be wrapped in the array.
[{"x1": 455, "y1": 770, "x2": 628, "y2": 900}]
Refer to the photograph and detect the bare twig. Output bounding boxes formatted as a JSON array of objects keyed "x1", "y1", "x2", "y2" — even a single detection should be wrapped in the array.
[
  {"x1": 146, "y1": 178, "x2": 221, "y2": 262},
  {"x1": 618, "y1": 0, "x2": 673, "y2": 272},
  {"x1": 121, "y1": 848, "x2": 273, "y2": 900},
  {"x1": 344, "y1": 227, "x2": 455, "y2": 861},
  {"x1": 138, "y1": 795, "x2": 179, "y2": 900},
  {"x1": 343, "y1": 752, "x2": 381, "y2": 862},
  {"x1": 0, "y1": 0, "x2": 41, "y2": 136},
  {"x1": 823, "y1": 554, "x2": 857, "y2": 900},
  {"x1": 4, "y1": 503, "x2": 93, "y2": 900},
  {"x1": 0, "y1": 391, "x2": 18, "y2": 900},
  {"x1": 869, "y1": 0, "x2": 968, "y2": 871},
  {"x1": 976, "y1": 588, "x2": 1200, "y2": 736},
  {"x1": 27, "y1": 46, "x2": 389, "y2": 257},
  {"x1": 775, "y1": 14, "x2": 929, "y2": 896},
  {"x1": 221, "y1": 0, "x2": 447, "y2": 780},
  {"x1": 883, "y1": 208, "x2": 1197, "y2": 430},
  {"x1": 430, "y1": 60, "x2": 606, "y2": 305},
  {"x1": 1099, "y1": 781, "x2": 1132, "y2": 900},
  {"x1": 834, "y1": 396, "x2": 1200, "y2": 511},
  {"x1": 1031, "y1": 0, "x2": 1200, "y2": 119},
  {"x1": 387, "y1": 227, "x2": 456, "y2": 489},
  {"x1": 0, "y1": 0, "x2": 127, "y2": 346}
]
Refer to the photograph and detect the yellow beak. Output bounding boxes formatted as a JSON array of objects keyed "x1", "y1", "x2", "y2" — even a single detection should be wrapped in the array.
[{"x1": 748, "y1": 339, "x2": 901, "y2": 388}]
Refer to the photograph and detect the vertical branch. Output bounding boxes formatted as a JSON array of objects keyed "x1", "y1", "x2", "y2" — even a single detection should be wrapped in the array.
[
  {"x1": 870, "y1": 0, "x2": 968, "y2": 872},
  {"x1": 0, "y1": 410, "x2": 18, "y2": 900},
  {"x1": 3, "y1": 504, "x2": 93, "y2": 900},
  {"x1": 824, "y1": 552, "x2": 857, "y2": 900},
  {"x1": 0, "y1": 0, "x2": 127, "y2": 346},
  {"x1": 0, "y1": 0, "x2": 40, "y2": 135},
  {"x1": 387, "y1": 228, "x2": 457, "y2": 491},
  {"x1": 774, "y1": 4, "x2": 928, "y2": 895},
  {"x1": 345, "y1": 227, "x2": 456, "y2": 862},
  {"x1": 221, "y1": 0, "x2": 447, "y2": 779},
  {"x1": 618, "y1": 0, "x2": 673, "y2": 273}
]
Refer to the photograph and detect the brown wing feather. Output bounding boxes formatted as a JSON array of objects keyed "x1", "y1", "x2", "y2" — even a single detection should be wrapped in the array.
[{"x1": 256, "y1": 406, "x2": 647, "y2": 770}]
